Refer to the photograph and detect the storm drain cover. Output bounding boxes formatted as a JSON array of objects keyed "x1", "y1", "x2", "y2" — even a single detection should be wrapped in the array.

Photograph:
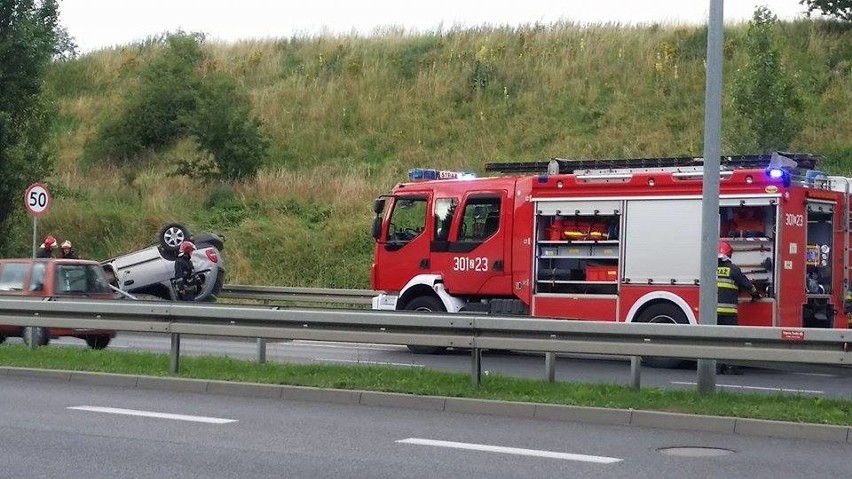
[{"x1": 658, "y1": 447, "x2": 734, "y2": 457}]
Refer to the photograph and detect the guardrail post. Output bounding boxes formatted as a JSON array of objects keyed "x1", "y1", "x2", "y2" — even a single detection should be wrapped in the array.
[
  {"x1": 27, "y1": 326, "x2": 38, "y2": 350},
  {"x1": 471, "y1": 348, "x2": 482, "y2": 388},
  {"x1": 170, "y1": 333, "x2": 181, "y2": 374},
  {"x1": 256, "y1": 338, "x2": 267, "y2": 364},
  {"x1": 545, "y1": 352, "x2": 556, "y2": 382},
  {"x1": 629, "y1": 356, "x2": 641, "y2": 390}
]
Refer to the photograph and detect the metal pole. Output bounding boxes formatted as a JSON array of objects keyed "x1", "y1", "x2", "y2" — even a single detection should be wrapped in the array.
[
  {"x1": 471, "y1": 348, "x2": 482, "y2": 388},
  {"x1": 629, "y1": 356, "x2": 641, "y2": 390},
  {"x1": 256, "y1": 338, "x2": 267, "y2": 364},
  {"x1": 30, "y1": 218, "x2": 41, "y2": 349},
  {"x1": 170, "y1": 333, "x2": 181, "y2": 374},
  {"x1": 32, "y1": 217, "x2": 38, "y2": 258},
  {"x1": 27, "y1": 327, "x2": 37, "y2": 350},
  {"x1": 697, "y1": 0, "x2": 725, "y2": 394},
  {"x1": 544, "y1": 352, "x2": 556, "y2": 382}
]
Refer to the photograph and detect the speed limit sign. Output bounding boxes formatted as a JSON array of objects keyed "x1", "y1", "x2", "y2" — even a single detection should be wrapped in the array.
[{"x1": 24, "y1": 183, "x2": 51, "y2": 217}]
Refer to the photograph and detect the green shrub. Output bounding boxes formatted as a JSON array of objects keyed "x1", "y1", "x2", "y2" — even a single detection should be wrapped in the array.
[
  {"x1": 85, "y1": 33, "x2": 203, "y2": 165},
  {"x1": 185, "y1": 73, "x2": 269, "y2": 181}
]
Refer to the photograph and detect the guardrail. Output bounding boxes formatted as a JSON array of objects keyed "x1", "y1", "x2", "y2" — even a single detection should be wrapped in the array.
[
  {"x1": 218, "y1": 285, "x2": 374, "y2": 306},
  {"x1": 0, "y1": 298, "x2": 849, "y2": 392}
]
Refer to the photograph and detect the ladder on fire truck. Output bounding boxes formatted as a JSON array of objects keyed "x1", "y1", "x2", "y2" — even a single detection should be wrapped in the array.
[{"x1": 484, "y1": 152, "x2": 820, "y2": 175}]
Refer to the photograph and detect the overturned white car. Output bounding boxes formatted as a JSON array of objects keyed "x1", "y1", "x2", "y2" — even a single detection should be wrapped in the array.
[{"x1": 101, "y1": 223, "x2": 225, "y2": 301}]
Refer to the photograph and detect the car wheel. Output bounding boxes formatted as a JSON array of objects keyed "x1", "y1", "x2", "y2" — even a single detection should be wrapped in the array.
[
  {"x1": 0, "y1": 334, "x2": 6, "y2": 345},
  {"x1": 85, "y1": 336, "x2": 111, "y2": 350},
  {"x1": 404, "y1": 296, "x2": 447, "y2": 354},
  {"x1": 159, "y1": 223, "x2": 191, "y2": 252},
  {"x1": 22, "y1": 327, "x2": 50, "y2": 347},
  {"x1": 635, "y1": 302, "x2": 690, "y2": 369}
]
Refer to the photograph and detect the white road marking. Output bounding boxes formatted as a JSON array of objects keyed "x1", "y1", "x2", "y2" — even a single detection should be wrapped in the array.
[
  {"x1": 396, "y1": 438, "x2": 622, "y2": 464},
  {"x1": 290, "y1": 340, "x2": 402, "y2": 351},
  {"x1": 68, "y1": 406, "x2": 237, "y2": 424},
  {"x1": 315, "y1": 358, "x2": 424, "y2": 367},
  {"x1": 671, "y1": 381, "x2": 824, "y2": 394}
]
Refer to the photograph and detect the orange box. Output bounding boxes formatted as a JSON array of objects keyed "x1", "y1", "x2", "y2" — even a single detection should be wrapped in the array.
[{"x1": 586, "y1": 265, "x2": 617, "y2": 281}]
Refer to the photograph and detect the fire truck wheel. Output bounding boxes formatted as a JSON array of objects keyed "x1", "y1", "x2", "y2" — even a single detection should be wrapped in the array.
[
  {"x1": 405, "y1": 296, "x2": 448, "y2": 354},
  {"x1": 636, "y1": 302, "x2": 689, "y2": 369}
]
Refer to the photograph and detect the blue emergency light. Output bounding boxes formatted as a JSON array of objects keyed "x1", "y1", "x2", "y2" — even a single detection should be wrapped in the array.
[
  {"x1": 765, "y1": 152, "x2": 795, "y2": 187},
  {"x1": 408, "y1": 168, "x2": 476, "y2": 181}
]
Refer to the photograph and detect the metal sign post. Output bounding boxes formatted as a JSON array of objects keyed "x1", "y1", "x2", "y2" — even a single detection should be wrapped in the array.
[
  {"x1": 23, "y1": 183, "x2": 51, "y2": 349},
  {"x1": 32, "y1": 217, "x2": 38, "y2": 259}
]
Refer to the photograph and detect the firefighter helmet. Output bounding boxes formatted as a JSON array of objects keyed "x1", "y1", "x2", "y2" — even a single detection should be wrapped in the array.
[
  {"x1": 718, "y1": 241, "x2": 733, "y2": 258},
  {"x1": 43, "y1": 236, "x2": 56, "y2": 249},
  {"x1": 179, "y1": 241, "x2": 196, "y2": 255},
  {"x1": 61, "y1": 240, "x2": 72, "y2": 249}
]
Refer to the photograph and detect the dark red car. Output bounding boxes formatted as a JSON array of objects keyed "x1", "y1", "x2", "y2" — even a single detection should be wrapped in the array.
[{"x1": 0, "y1": 258, "x2": 117, "y2": 349}]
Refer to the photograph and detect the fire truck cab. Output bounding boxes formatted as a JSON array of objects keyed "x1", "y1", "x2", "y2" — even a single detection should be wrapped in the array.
[{"x1": 370, "y1": 153, "x2": 851, "y2": 350}]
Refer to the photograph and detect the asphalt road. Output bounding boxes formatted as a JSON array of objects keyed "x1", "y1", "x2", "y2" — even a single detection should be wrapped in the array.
[
  {"x1": 23, "y1": 333, "x2": 852, "y2": 400},
  {"x1": 0, "y1": 376, "x2": 849, "y2": 479}
]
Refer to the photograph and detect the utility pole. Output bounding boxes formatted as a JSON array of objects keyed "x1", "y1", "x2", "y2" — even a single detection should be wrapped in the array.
[{"x1": 697, "y1": 0, "x2": 724, "y2": 394}]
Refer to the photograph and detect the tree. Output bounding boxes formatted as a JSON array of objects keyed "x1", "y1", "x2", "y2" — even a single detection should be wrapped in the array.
[
  {"x1": 0, "y1": 0, "x2": 61, "y2": 249},
  {"x1": 89, "y1": 32, "x2": 204, "y2": 164},
  {"x1": 185, "y1": 73, "x2": 269, "y2": 181},
  {"x1": 731, "y1": 7, "x2": 802, "y2": 153},
  {"x1": 800, "y1": 0, "x2": 852, "y2": 22},
  {"x1": 88, "y1": 32, "x2": 268, "y2": 181}
]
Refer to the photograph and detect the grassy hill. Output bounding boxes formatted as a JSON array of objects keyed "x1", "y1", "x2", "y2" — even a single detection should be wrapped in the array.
[{"x1": 6, "y1": 20, "x2": 851, "y2": 288}]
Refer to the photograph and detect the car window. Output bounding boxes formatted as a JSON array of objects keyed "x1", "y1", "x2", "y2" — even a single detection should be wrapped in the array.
[
  {"x1": 29, "y1": 262, "x2": 47, "y2": 291},
  {"x1": 54, "y1": 265, "x2": 111, "y2": 294},
  {"x1": 0, "y1": 263, "x2": 29, "y2": 292}
]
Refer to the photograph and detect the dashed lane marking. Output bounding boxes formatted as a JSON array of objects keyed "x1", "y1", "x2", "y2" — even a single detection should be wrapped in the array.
[
  {"x1": 68, "y1": 406, "x2": 237, "y2": 424},
  {"x1": 315, "y1": 358, "x2": 424, "y2": 367},
  {"x1": 396, "y1": 438, "x2": 622, "y2": 464},
  {"x1": 671, "y1": 381, "x2": 824, "y2": 394}
]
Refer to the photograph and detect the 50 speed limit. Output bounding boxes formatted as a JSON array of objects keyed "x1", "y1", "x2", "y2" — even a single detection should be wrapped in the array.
[{"x1": 24, "y1": 183, "x2": 51, "y2": 217}]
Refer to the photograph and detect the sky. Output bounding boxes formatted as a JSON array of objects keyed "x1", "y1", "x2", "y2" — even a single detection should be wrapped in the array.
[{"x1": 60, "y1": 0, "x2": 812, "y2": 53}]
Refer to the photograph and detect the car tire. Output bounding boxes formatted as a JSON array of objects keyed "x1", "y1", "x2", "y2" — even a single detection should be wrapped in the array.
[
  {"x1": 635, "y1": 302, "x2": 690, "y2": 369},
  {"x1": 0, "y1": 334, "x2": 6, "y2": 345},
  {"x1": 85, "y1": 336, "x2": 111, "y2": 350},
  {"x1": 404, "y1": 296, "x2": 447, "y2": 354},
  {"x1": 22, "y1": 327, "x2": 50, "y2": 347},
  {"x1": 159, "y1": 223, "x2": 191, "y2": 252}
]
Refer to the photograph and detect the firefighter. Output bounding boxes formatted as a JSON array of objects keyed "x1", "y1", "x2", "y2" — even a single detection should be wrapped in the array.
[
  {"x1": 36, "y1": 236, "x2": 57, "y2": 258},
  {"x1": 717, "y1": 240, "x2": 760, "y2": 375},
  {"x1": 60, "y1": 240, "x2": 77, "y2": 259},
  {"x1": 173, "y1": 241, "x2": 196, "y2": 300}
]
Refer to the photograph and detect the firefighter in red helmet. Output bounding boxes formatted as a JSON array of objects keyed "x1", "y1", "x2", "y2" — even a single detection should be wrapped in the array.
[
  {"x1": 717, "y1": 240, "x2": 760, "y2": 374},
  {"x1": 37, "y1": 236, "x2": 57, "y2": 258},
  {"x1": 173, "y1": 241, "x2": 197, "y2": 300}
]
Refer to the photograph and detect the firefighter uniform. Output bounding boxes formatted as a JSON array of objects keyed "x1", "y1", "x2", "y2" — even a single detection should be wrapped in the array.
[{"x1": 717, "y1": 257, "x2": 758, "y2": 325}]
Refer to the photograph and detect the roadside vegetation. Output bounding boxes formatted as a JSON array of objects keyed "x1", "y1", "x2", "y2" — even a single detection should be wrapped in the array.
[
  {"x1": 0, "y1": 344, "x2": 849, "y2": 426},
  {"x1": 0, "y1": 19, "x2": 850, "y2": 288}
]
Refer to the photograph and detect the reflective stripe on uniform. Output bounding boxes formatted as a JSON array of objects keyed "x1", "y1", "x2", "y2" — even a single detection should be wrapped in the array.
[{"x1": 717, "y1": 281, "x2": 738, "y2": 289}]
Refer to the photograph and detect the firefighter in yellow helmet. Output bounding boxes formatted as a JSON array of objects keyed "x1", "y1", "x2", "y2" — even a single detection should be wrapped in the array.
[{"x1": 717, "y1": 240, "x2": 760, "y2": 374}]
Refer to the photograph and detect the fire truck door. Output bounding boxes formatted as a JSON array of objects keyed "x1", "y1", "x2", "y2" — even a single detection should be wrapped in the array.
[
  {"x1": 431, "y1": 193, "x2": 510, "y2": 295},
  {"x1": 374, "y1": 195, "x2": 432, "y2": 292}
]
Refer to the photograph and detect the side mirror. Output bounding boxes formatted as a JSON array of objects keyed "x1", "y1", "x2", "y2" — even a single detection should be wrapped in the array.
[
  {"x1": 373, "y1": 198, "x2": 386, "y2": 215},
  {"x1": 371, "y1": 216, "x2": 382, "y2": 241}
]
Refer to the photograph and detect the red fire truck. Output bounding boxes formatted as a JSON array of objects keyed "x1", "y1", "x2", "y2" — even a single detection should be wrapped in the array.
[{"x1": 370, "y1": 152, "x2": 850, "y2": 352}]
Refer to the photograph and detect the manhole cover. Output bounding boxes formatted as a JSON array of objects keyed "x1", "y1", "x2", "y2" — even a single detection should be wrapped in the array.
[{"x1": 658, "y1": 447, "x2": 734, "y2": 457}]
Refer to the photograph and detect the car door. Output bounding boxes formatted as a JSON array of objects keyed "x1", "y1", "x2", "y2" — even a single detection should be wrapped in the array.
[
  {"x1": 431, "y1": 192, "x2": 512, "y2": 295},
  {"x1": 372, "y1": 194, "x2": 432, "y2": 293}
]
